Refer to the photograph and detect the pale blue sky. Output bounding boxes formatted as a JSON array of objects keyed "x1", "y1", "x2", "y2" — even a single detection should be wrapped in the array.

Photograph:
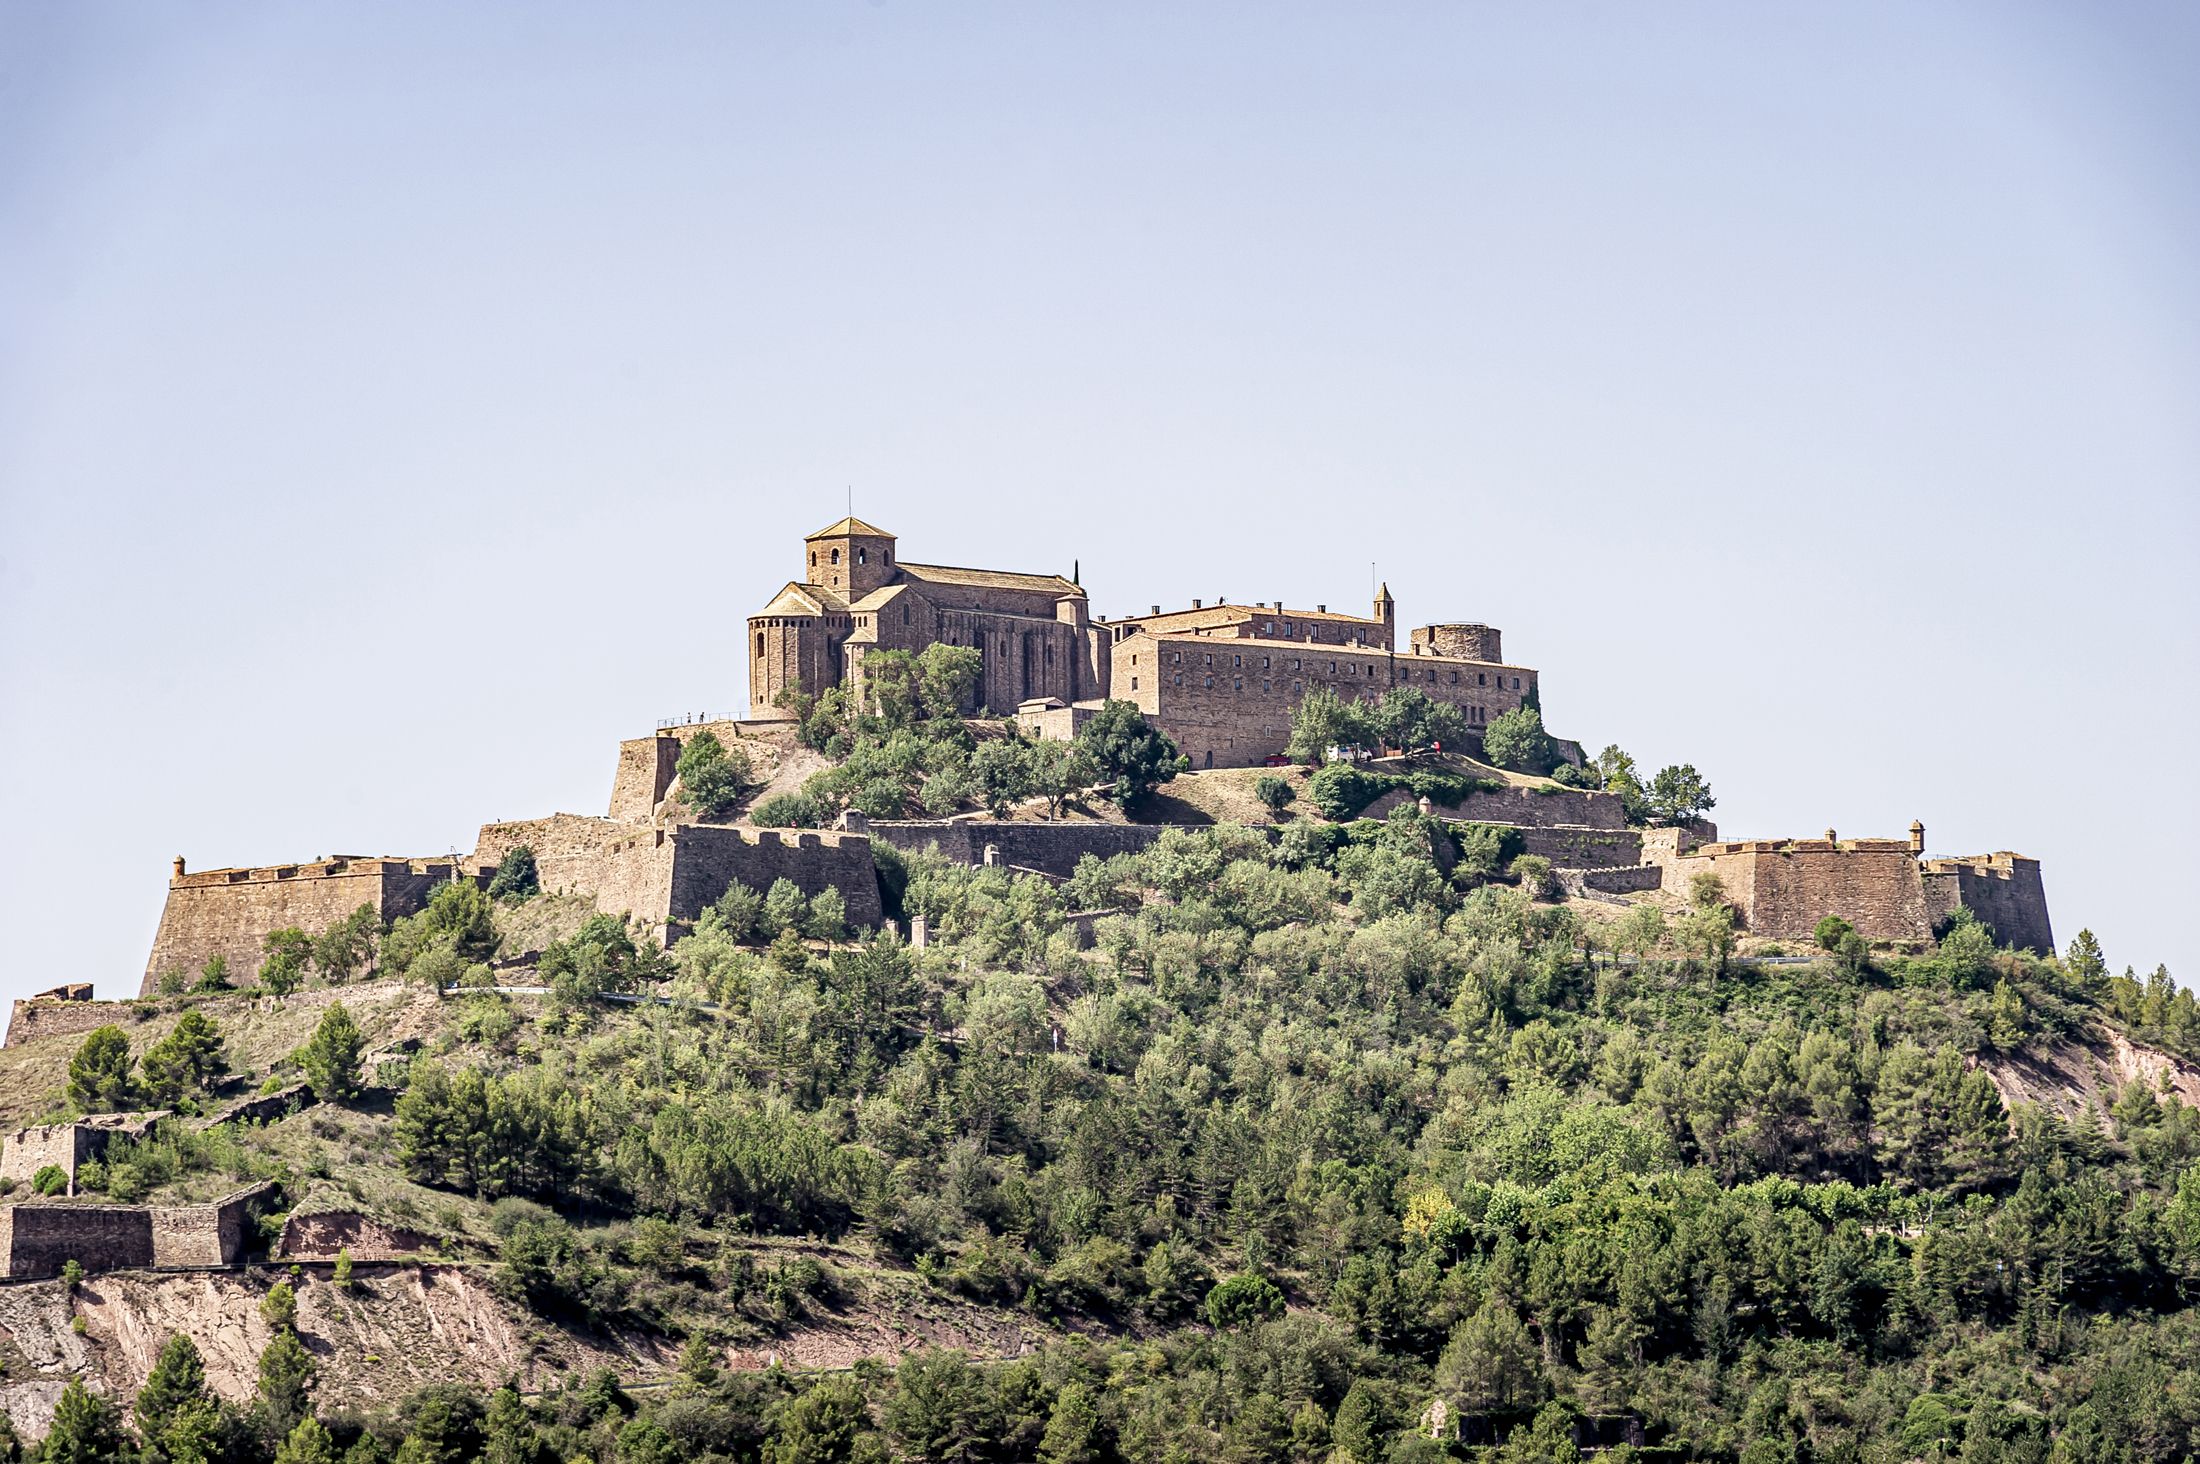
[{"x1": 2, "y1": 2, "x2": 2195, "y2": 1018}]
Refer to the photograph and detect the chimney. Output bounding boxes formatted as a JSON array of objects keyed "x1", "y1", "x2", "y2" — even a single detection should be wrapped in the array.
[
  {"x1": 1192, "y1": 599, "x2": 1202, "y2": 609},
  {"x1": 1317, "y1": 604, "x2": 1327, "y2": 613},
  {"x1": 1150, "y1": 604, "x2": 1160, "y2": 616}
]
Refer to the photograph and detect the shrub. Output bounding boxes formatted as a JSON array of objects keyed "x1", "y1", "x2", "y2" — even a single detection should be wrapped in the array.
[
  {"x1": 1509, "y1": 853, "x2": 1556, "y2": 900},
  {"x1": 67, "y1": 1025, "x2": 135, "y2": 1113},
  {"x1": 487, "y1": 846, "x2": 541, "y2": 900},
  {"x1": 192, "y1": 954, "x2": 232, "y2": 993},
  {"x1": 1254, "y1": 775, "x2": 1295, "y2": 815},
  {"x1": 1076, "y1": 700, "x2": 1185, "y2": 806},
  {"x1": 1205, "y1": 1272, "x2": 1285, "y2": 1330},
  {"x1": 1482, "y1": 707, "x2": 1557, "y2": 774},
  {"x1": 32, "y1": 1164, "x2": 68, "y2": 1197},
  {"x1": 752, "y1": 792, "x2": 824, "y2": 829},
  {"x1": 259, "y1": 928, "x2": 314, "y2": 997},
  {"x1": 1816, "y1": 914, "x2": 1856, "y2": 951},
  {"x1": 676, "y1": 731, "x2": 756, "y2": 821}
]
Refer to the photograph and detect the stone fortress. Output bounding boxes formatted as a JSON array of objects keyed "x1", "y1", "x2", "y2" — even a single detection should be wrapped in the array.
[{"x1": 60, "y1": 510, "x2": 2052, "y2": 1015}]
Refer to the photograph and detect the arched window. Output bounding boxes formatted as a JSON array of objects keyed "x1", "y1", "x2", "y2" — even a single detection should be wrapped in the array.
[
  {"x1": 756, "y1": 632, "x2": 765, "y2": 655},
  {"x1": 858, "y1": 548, "x2": 867, "y2": 565},
  {"x1": 831, "y1": 548, "x2": 840, "y2": 564}
]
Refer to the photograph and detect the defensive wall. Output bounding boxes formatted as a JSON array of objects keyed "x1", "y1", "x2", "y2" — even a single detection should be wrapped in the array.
[
  {"x1": 1652, "y1": 833, "x2": 2054, "y2": 953},
  {"x1": 608, "y1": 720, "x2": 783, "y2": 823},
  {"x1": 141, "y1": 856, "x2": 473, "y2": 998},
  {"x1": 0, "y1": 1115, "x2": 164, "y2": 1190},
  {"x1": 863, "y1": 819, "x2": 1172, "y2": 881},
  {"x1": 472, "y1": 817, "x2": 884, "y2": 937},
  {"x1": 1923, "y1": 853, "x2": 2054, "y2": 954},
  {"x1": 5, "y1": 987, "x2": 136, "y2": 1049},
  {"x1": 1111, "y1": 631, "x2": 1542, "y2": 770},
  {"x1": 0, "y1": 1183, "x2": 272, "y2": 1279},
  {"x1": 1365, "y1": 784, "x2": 1632, "y2": 830}
]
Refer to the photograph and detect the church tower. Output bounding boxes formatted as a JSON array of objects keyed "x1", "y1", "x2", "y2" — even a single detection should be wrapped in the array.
[{"x1": 805, "y1": 517, "x2": 897, "y2": 599}]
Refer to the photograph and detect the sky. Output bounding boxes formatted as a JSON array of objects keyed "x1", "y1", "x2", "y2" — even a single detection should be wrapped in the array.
[{"x1": 1, "y1": 2, "x2": 2195, "y2": 1023}]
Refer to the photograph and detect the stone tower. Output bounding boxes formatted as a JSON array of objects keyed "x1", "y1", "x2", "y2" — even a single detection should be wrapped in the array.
[
  {"x1": 1374, "y1": 582, "x2": 1395, "y2": 648},
  {"x1": 804, "y1": 517, "x2": 897, "y2": 600}
]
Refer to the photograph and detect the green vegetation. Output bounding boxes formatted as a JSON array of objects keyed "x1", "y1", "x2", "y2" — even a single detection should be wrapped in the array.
[
  {"x1": 1288, "y1": 686, "x2": 1471, "y2": 764},
  {"x1": 1306, "y1": 764, "x2": 1502, "y2": 821},
  {"x1": 139, "y1": 1009, "x2": 229, "y2": 1107},
  {"x1": 487, "y1": 845, "x2": 541, "y2": 900},
  {"x1": 678, "y1": 730, "x2": 758, "y2": 820},
  {"x1": 1075, "y1": 698, "x2": 1185, "y2": 806},
  {"x1": 258, "y1": 927, "x2": 314, "y2": 997},
  {"x1": 66, "y1": 1024, "x2": 135, "y2": 1112},
  {"x1": 298, "y1": 1002, "x2": 365, "y2": 1100},
  {"x1": 1254, "y1": 774, "x2": 1294, "y2": 815},
  {"x1": 1479, "y1": 706, "x2": 1557, "y2": 775}
]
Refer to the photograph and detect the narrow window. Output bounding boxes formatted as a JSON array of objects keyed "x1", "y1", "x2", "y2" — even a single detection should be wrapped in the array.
[
  {"x1": 1132, "y1": 677, "x2": 1139, "y2": 690},
  {"x1": 1262, "y1": 679, "x2": 1271, "y2": 693},
  {"x1": 858, "y1": 548, "x2": 867, "y2": 565},
  {"x1": 757, "y1": 632, "x2": 765, "y2": 655},
  {"x1": 1478, "y1": 672, "x2": 1487, "y2": 686},
  {"x1": 831, "y1": 548, "x2": 840, "y2": 564}
]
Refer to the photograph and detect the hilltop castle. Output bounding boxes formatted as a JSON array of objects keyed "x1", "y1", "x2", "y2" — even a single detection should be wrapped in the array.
[{"x1": 751, "y1": 516, "x2": 1545, "y2": 769}]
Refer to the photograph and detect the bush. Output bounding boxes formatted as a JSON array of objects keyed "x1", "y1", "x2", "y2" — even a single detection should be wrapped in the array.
[
  {"x1": 1254, "y1": 775, "x2": 1295, "y2": 815},
  {"x1": 676, "y1": 731, "x2": 756, "y2": 821},
  {"x1": 32, "y1": 1164, "x2": 68, "y2": 1197},
  {"x1": 488, "y1": 846, "x2": 541, "y2": 900},
  {"x1": 1481, "y1": 707, "x2": 1557, "y2": 774},
  {"x1": 1075, "y1": 700, "x2": 1185, "y2": 805},
  {"x1": 752, "y1": 792, "x2": 824, "y2": 829},
  {"x1": 1816, "y1": 914, "x2": 1856, "y2": 951},
  {"x1": 1205, "y1": 1272, "x2": 1285, "y2": 1330},
  {"x1": 1509, "y1": 853, "x2": 1556, "y2": 900}
]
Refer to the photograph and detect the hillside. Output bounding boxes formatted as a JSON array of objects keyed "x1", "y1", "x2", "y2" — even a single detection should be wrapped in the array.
[{"x1": 5, "y1": 809, "x2": 2198, "y2": 1462}]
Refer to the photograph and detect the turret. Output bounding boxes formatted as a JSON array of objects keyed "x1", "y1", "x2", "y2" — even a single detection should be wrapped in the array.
[
  {"x1": 1375, "y1": 582, "x2": 1395, "y2": 647},
  {"x1": 1909, "y1": 820, "x2": 1926, "y2": 857}
]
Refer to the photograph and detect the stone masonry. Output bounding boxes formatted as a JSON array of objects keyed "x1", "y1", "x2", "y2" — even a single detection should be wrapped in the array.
[{"x1": 0, "y1": 1183, "x2": 274, "y2": 1279}]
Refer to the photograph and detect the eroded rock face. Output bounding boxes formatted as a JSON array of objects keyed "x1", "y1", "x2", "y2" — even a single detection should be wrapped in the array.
[{"x1": 278, "y1": 1209, "x2": 433, "y2": 1262}]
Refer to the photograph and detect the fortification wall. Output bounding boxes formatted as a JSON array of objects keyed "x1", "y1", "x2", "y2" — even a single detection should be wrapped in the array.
[
  {"x1": 1510, "y1": 827, "x2": 1645, "y2": 869},
  {"x1": 1669, "y1": 842, "x2": 1931, "y2": 944},
  {"x1": 610, "y1": 735, "x2": 682, "y2": 821},
  {"x1": 0, "y1": 1205, "x2": 153, "y2": 1279},
  {"x1": 1365, "y1": 784, "x2": 1631, "y2": 830},
  {"x1": 278, "y1": 1209, "x2": 432, "y2": 1262},
  {"x1": 474, "y1": 815, "x2": 627, "y2": 898},
  {"x1": 664, "y1": 826, "x2": 883, "y2": 930},
  {"x1": 5, "y1": 997, "x2": 139, "y2": 1050},
  {"x1": 141, "y1": 858, "x2": 466, "y2": 998},
  {"x1": 1924, "y1": 854, "x2": 2054, "y2": 954},
  {"x1": 150, "y1": 1184, "x2": 272, "y2": 1268},
  {"x1": 0, "y1": 1127, "x2": 102, "y2": 1187},
  {"x1": 867, "y1": 821, "x2": 1170, "y2": 880},
  {"x1": 1578, "y1": 865, "x2": 1665, "y2": 895}
]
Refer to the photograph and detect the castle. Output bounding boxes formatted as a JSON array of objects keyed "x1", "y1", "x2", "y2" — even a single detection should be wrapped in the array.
[
  {"x1": 71, "y1": 512, "x2": 2058, "y2": 1008},
  {"x1": 751, "y1": 517, "x2": 1544, "y2": 770}
]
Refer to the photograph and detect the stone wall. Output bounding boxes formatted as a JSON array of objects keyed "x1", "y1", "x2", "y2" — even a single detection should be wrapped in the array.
[
  {"x1": 0, "y1": 1184, "x2": 272, "y2": 1278},
  {"x1": 1923, "y1": 853, "x2": 2054, "y2": 955},
  {"x1": 141, "y1": 857, "x2": 471, "y2": 998},
  {"x1": 1510, "y1": 827, "x2": 1646, "y2": 869},
  {"x1": 4, "y1": 996, "x2": 142, "y2": 1050},
  {"x1": 1577, "y1": 865, "x2": 1665, "y2": 895},
  {"x1": 0, "y1": 1127, "x2": 101, "y2": 1188},
  {"x1": 1666, "y1": 840, "x2": 1929, "y2": 945},
  {"x1": 866, "y1": 820, "x2": 1172, "y2": 880},
  {"x1": 1366, "y1": 784, "x2": 1632, "y2": 830},
  {"x1": 471, "y1": 818, "x2": 883, "y2": 938},
  {"x1": 0, "y1": 1205, "x2": 153, "y2": 1279},
  {"x1": 1115, "y1": 632, "x2": 1541, "y2": 770},
  {"x1": 278, "y1": 1209, "x2": 433, "y2": 1262}
]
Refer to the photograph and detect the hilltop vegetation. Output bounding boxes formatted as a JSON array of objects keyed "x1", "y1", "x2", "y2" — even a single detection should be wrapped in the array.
[{"x1": 13, "y1": 803, "x2": 2200, "y2": 1462}]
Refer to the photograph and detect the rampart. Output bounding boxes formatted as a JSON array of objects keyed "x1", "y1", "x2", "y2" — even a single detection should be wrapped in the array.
[
  {"x1": 1923, "y1": 853, "x2": 2053, "y2": 955},
  {"x1": 608, "y1": 720, "x2": 780, "y2": 822},
  {"x1": 472, "y1": 818, "x2": 884, "y2": 937},
  {"x1": 0, "y1": 1183, "x2": 273, "y2": 1279},
  {"x1": 865, "y1": 820, "x2": 1172, "y2": 880},
  {"x1": 1509, "y1": 826, "x2": 1645, "y2": 870},
  {"x1": 1364, "y1": 784, "x2": 1632, "y2": 830},
  {"x1": 1, "y1": 1115, "x2": 165, "y2": 1190},
  {"x1": 141, "y1": 856, "x2": 474, "y2": 998},
  {"x1": 5, "y1": 994, "x2": 141, "y2": 1050}
]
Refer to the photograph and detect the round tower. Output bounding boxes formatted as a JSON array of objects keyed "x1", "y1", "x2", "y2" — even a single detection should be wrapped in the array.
[{"x1": 1410, "y1": 622, "x2": 1504, "y2": 663}]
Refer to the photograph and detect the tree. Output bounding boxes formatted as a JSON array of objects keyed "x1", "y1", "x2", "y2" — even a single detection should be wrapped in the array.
[
  {"x1": 1814, "y1": 915, "x2": 1854, "y2": 951},
  {"x1": 192, "y1": 954, "x2": 231, "y2": 993},
  {"x1": 1026, "y1": 739, "x2": 1098, "y2": 819},
  {"x1": 487, "y1": 847, "x2": 541, "y2": 901},
  {"x1": 312, "y1": 904, "x2": 380, "y2": 983},
  {"x1": 2066, "y1": 929, "x2": 2108, "y2": 988},
  {"x1": 256, "y1": 1327, "x2": 317, "y2": 1440},
  {"x1": 677, "y1": 731, "x2": 756, "y2": 821},
  {"x1": 765, "y1": 1375, "x2": 875, "y2": 1464},
  {"x1": 67, "y1": 1025, "x2": 135, "y2": 1113},
  {"x1": 882, "y1": 1351, "x2": 990, "y2": 1464},
  {"x1": 260, "y1": 1280, "x2": 299, "y2": 1331},
  {"x1": 1076, "y1": 700, "x2": 1184, "y2": 806},
  {"x1": 1435, "y1": 1296, "x2": 1541, "y2": 1411},
  {"x1": 1372, "y1": 687, "x2": 1468, "y2": 755},
  {"x1": 1204, "y1": 1272, "x2": 1285, "y2": 1330},
  {"x1": 1037, "y1": 1384, "x2": 1104, "y2": 1464},
  {"x1": 260, "y1": 927, "x2": 314, "y2": 996},
  {"x1": 1645, "y1": 764, "x2": 1716, "y2": 826},
  {"x1": 1285, "y1": 686, "x2": 1369, "y2": 765},
  {"x1": 38, "y1": 1379, "x2": 127, "y2": 1464},
  {"x1": 1481, "y1": 707, "x2": 1556, "y2": 774},
  {"x1": 138, "y1": 1333, "x2": 220, "y2": 1464},
  {"x1": 300, "y1": 1003, "x2": 365, "y2": 1101},
  {"x1": 970, "y1": 738, "x2": 1035, "y2": 818},
  {"x1": 272, "y1": 1417, "x2": 338, "y2": 1464},
  {"x1": 139, "y1": 1010, "x2": 229, "y2": 1107},
  {"x1": 1254, "y1": 775, "x2": 1294, "y2": 815},
  {"x1": 915, "y1": 644, "x2": 983, "y2": 721}
]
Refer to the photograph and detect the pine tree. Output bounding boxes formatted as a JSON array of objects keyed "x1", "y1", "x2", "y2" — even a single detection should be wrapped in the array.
[
  {"x1": 139, "y1": 1011, "x2": 230, "y2": 1107},
  {"x1": 300, "y1": 1002, "x2": 366, "y2": 1100},
  {"x1": 66, "y1": 1026, "x2": 135, "y2": 1113},
  {"x1": 1036, "y1": 1384, "x2": 1104, "y2": 1464},
  {"x1": 273, "y1": 1417, "x2": 339, "y2": 1464},
  {"x1": 138, "y1": 1333, "x2": 220, "y2": 1464},
  {"x1": 257, "y1": 1328, "x2": 317, "y2": 1441},
  {"x1": 39, "y1": 1379, "x2": 127, "y2": 1464}
]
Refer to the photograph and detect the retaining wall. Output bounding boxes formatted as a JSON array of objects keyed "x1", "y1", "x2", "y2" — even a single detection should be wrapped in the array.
[{"x1": 866, "y1": 820, "x2": 1172, "y2": 880}]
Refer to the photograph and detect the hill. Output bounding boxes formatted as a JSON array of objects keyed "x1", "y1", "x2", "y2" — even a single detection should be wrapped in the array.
[{"x1": 4, "y1": 815, "x2": 2197, "y2": 1461}]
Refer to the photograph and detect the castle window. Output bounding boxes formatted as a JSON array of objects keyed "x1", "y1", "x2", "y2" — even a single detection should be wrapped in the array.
[
  {"x1": 1234, "y1": 679, "x2": 1243, "y2": 692},
  {"x1": 1293, "y1": 680, "x2": 1303, "y2": 693},
  {"x1": 1131, "y1": 677, "x2": 1139, "y2": 690},
  {"x1": 1131, "y1": 654, "x2": 1137, "y2": 666},
  {"x1": 831, "y1": 548, "x2": 840, "y2": 564},
  {"x1": 1205, "y1": 676, "x2": 1214, "y2": 688},
  {"x1": 858, "y1": 548, "x2": 867, "y2": 564},
  {"x1": 1262, "y1": 679, "x2": 1271, "y2": 693},
  {"x1": 1175, "y1": 674, "x2": 1183, "y2": 686},
  {"x1": 1450, "y1": 671, "x2": 1458, "y2": 683},
  {"x1": 1233, "y1": 654, "x2": 1241, "y2": 668},
  {"x1": 1172, "y1": 651, "x2": 1181, "y2": 664},
  {"x1": 809, "y1": 552, "x2": 816, "y2": 567},
  {"x1": 1261, "y1": 656, "x2": 1269, "y2": 669},
  {"x1": 1477, "y1": 673, "x2": 1486, "y2": 685},
  {"x1": 903, "y1": 606, "x2": 911, "y2": 624},
  {"x1": 1512, "y1": 676, "x2": 1520, "y2": 690},
  {"x1": 757, "y1": 632, "x2": 765, "y2": 655}
]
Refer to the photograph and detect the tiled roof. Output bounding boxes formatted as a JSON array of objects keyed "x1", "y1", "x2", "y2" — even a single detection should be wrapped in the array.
[
  {"x1": 1120, "y1": 603, "x2": 1380, "y2": 631},
  {"x1": 754, "y1": 582, "x2": 848, "y2": 615},
  {"x1": 804, "y1": 516, "x2": 895, "y2": 540},
  {"x1": 898, "y1": 561, "x2": 1081, "y2": 595}
]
